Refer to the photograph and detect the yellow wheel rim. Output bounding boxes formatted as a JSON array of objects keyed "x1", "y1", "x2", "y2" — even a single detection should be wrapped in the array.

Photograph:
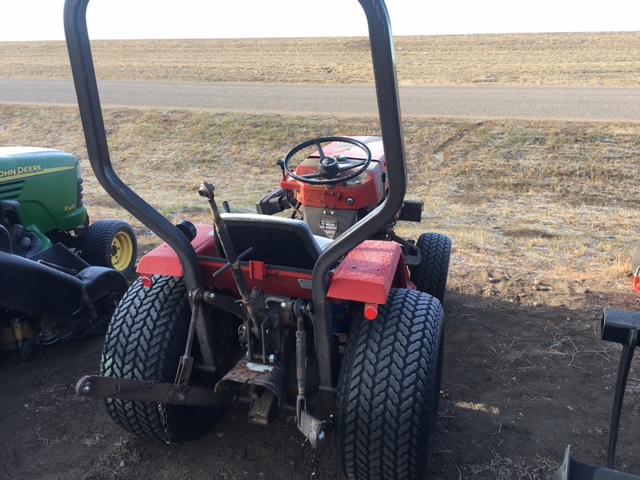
[{"x1": 110, "y1": 231, "x2": 134, "y2": 272}]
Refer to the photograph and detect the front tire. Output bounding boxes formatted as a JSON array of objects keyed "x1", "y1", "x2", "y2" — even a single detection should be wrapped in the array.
[
  {"x1": 336, "y1": 288, "x2": 444, "y2": 480},
  {"x1": 101, "y1": 276, "x2": 219, "y2": 442},
  {"x1": 409, "y1": 233, "x2": 451, "y2": 303},
  {"x1": 81, "y1": 220, "x2": 137, "y2": 277}
]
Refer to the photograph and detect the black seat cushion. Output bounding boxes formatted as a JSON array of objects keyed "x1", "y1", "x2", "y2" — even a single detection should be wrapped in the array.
[{"x1": 217, "y1": 214, "x2": 329, "y2": 271}]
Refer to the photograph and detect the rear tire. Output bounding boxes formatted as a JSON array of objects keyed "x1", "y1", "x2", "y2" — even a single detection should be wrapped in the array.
[
  {"x1": 101, "y1": 276, "x2": 219, "y2": 442},
  {"x1": 81, "y1": 220, "x2": 137, "y2": 277},
  {"x1": 336, "y1": 288, "x2": 444, "y2": 480},
  {"x1": 409, "y1": 233, "x2": 451, "y2": 303}
]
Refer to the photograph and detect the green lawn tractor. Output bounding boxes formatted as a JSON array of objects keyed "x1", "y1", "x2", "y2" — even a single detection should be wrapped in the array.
[{"x1": 0, "y1": 147, "x2": 137, "y2": 360}]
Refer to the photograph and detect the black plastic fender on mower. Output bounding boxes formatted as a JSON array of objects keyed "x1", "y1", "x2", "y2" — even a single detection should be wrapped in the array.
[
  {"x1": 65, "y1": 1, "x2": 450, "y2": 478},
  {"x1": 0, "y1": 147, "x2": 137, "y2": 360},
  {"x1": 0, "y1": 231, "x2": 129, "y2": 360}
]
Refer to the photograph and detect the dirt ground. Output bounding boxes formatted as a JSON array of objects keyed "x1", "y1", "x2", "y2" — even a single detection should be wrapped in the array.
[{"x1": 2, "y1": 264, "x2": 640, "y2": 480}]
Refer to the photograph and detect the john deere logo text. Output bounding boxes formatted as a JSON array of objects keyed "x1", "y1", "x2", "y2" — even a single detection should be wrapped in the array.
[{"x1": 0, "y1": 164, "x2": 44, "y2": 179}]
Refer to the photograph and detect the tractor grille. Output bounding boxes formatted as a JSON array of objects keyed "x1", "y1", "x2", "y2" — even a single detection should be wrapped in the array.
[
  {"x1": 77, "y1": 178, "x2": 84, "y2": 207},
  {"x1": 0, "y1": 179, "x2": 24, "y2": 200}
]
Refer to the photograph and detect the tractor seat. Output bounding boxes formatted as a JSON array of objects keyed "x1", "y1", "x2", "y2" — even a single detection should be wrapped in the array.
[{"x1": 216, "y1": 214, "x2": 332, "y2": 271}]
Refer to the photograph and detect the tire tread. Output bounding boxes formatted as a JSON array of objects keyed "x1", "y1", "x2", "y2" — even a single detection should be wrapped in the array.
[
  {"x1": 101, "y1": 276, "x2": 191, "y2": 441},
  {"x1": 337, "y1": 288, "x2": 444, "y2": 480},
  {"x1": 409, "y1": 233, "x2": 451, "y2": 303}
]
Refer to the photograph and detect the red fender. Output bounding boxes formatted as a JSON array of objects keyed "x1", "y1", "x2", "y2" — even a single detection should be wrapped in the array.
[
  {"x1": 137, "y1": 224, "x2": 216, "y2": 277},
  {"x1": 326, "y1": 240, "x2": 410, "y2": 316},
  {"x1": 137, "y1": 224, "x2": 316, "y2": 299},
  {"x1": 138, "y1": 227, "x2": 412, "y2": 308}
]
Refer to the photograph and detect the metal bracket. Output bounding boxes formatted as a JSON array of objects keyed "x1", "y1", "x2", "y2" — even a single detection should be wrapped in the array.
[
  {"x1": 75, "y1": 375, "x2": 233, "y2": 407},
  {"x1": 551, "y1": 445, "x2": 640, "y2": 480},
  {"x1": 389, "y1": 232, "x2": 420, "y2": 266},
  {"x1": 249, "y1": 389, "x2": 277, "y2": 426},
  {"x1": 550, "y1": 308, "x2": 640, "y2": 479},
  {"x1": 215, "y1": 357, "x2": 285, "y2": 407},
  {"x1": 600, "y1": 307, "x2": 640, "y2": 470},
  {"x1": 297, "y1": 410, "x2": 326, "y2": 449}
]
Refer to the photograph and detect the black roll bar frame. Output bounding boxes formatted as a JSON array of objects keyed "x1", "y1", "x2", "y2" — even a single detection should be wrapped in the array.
[{"x1": 63, "y1": 0, "x2": 407, "y2": 390}]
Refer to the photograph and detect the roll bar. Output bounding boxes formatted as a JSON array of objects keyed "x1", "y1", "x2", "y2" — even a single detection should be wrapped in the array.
[
  {"x1": 63, "y1": 0, "x2": 204, "y2": 292},
  {"x1": 63, "y1": 0, "x2": 407, "y2": 389},
  {"x1": 312, "y1": 1, "x2": 407, "y2": 388}
]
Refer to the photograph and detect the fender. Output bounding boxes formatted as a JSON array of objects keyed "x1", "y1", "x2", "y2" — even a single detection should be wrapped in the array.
[
  {"x1": 326, "y1": 240, "x2": 410, "y2": 308},
  {"x1": 0, "y1": 250, "x2": 127, "y2": 317},
  {"x1": 139, "y1": 227, "x2": 411, "y2": 306},
  {"x1": 137, "y1": 222, "x2": 318, "y2": 299},
  {"x1": 137, "y1": 224, "x2": 217, "y2": 277}
]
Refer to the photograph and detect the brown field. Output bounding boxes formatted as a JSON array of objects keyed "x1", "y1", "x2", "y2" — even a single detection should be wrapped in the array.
[
  {"x1": 1, "y1": 33, "x2": 640, "y2": 480},
  {"x1": 2, "y1": 32, "x2": 640, "y2": 86}
]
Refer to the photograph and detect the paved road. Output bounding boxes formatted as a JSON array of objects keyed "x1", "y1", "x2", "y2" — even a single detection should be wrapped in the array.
[{"x1": 1, "y1": 78, "x2": 639, "y2": 121}]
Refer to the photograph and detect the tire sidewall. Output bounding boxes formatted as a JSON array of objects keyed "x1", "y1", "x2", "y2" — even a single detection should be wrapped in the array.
[{"x1": 80, "y1": 219, "x2": 137, "y2": 277}]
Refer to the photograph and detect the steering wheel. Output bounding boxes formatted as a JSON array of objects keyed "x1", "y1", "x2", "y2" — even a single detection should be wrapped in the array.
[{"x1": 283, "y1": 136, "x2": 372, "y2": 186}]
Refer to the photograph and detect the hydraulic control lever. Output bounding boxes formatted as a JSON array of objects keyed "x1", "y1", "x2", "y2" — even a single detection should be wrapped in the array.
[{"x1": 199, "y1": 181, "x2": 262, "y2": 353}]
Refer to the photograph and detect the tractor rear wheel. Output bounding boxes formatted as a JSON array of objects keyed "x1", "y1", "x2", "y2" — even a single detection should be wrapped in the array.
[
  {"x1": 409, "y1": 233, "x2": 451, "y2": 303},
  {"x1": 81, "y1": 220, "x2": 137, "y2": 277},
  {"x1": 101, "y1": 275, "x2": 220, "y2": 442},
  {"x1": 336, "y1": 288, "x2": 444, "y2": 480}
]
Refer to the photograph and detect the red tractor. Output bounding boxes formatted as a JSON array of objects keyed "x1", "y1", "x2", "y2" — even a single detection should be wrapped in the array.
[{"x1": 65, "y1": 1, "x2": 450, "y2": 478}]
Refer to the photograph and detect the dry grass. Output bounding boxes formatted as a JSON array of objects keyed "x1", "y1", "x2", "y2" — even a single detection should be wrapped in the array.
[
  {"x1": 1, "y1": 104, "x2": 638, "y2": 290},
  {"x1": 2, "y1": 32, "x2": 640, "y2": 86}
]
